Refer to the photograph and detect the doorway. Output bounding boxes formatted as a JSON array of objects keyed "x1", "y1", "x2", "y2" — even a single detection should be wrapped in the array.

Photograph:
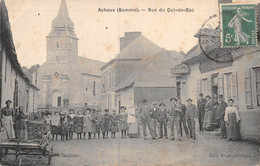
[{"x1": 176, "y1": 82, "x2": 181, "y2": 98}]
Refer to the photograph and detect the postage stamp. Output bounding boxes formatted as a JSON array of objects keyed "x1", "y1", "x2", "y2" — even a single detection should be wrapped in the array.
[{"x1": 220, "y1": 4, "x2": 257, "y2": 48}]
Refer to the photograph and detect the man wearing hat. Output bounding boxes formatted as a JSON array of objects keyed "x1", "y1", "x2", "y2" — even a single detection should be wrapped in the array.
[
  {"x1": 197, "y1": 93, "x2": 207, "y2": 132},
  {"x1": 138, "y1": 99, "x2": 157, "y2": 140},
  {"x1": 150, "y1": 102, "x2": 159, "y2": 138},
  {"x1": 215, "y1": 95, "x2": 228, "y2": 139},
  {"x1": 0, "y1": 100, "x2": 15, "y2": 139},
  {"x1": 176, "y1": 98, "x2": 189, "y2": 138},
  {"x1": 186, "y1": 98, "x2": 197, "y2": 140},
  {"x1": 168, "y1": 98, "x2": 182, "y2": 141},
  {"x1": 158, "y1": 103, "x2": 168, "y2": 139}
]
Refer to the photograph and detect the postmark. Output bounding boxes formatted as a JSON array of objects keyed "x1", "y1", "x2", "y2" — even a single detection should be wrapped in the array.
[{"x1": 220, "y1": 3, "x2": 257, "y2": 48}]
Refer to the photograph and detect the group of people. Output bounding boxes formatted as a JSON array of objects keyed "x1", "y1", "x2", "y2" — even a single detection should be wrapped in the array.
[
  {"x1": 0, "y1": 100, "x2": 28, "y2": 140},
  {"x1": 44, "y1": 107, "x2": 129, "y2": 141},
  {"x1": 197, "y1": 93, "x2": 240, "y2": 141},
  {"x1": 0, "y1": 92, "x2": 241, "y2": 142}
]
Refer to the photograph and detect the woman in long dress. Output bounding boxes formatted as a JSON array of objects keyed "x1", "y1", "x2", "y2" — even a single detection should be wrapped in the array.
[
  {"x1": 60, "y1": 112, "x2": 69, "y2": 140},
  {"x1": 228, "y1": 7, "x2": 252, "y2": 45},
  {"x1": 90, "y1": 109, "x2": 97, "y2": 139},
  {"x1": 203, "y1": 95, "x2": 214, "y2": 131},
  {"x1": 82, "y1": 108, "x2": 93, "y2": 139},
  {"x1": 224, "y1": 99, "x2": 240, "y2": 141},
  {"x1": 15, "y1": 106, "x2": 28, "y2": 140},
  {"x1": 0, "y1": 100, "x2": 15, "y2": 139},
  {"x1": 119, "y1": 106, "x2": 128, "y2": 138}
]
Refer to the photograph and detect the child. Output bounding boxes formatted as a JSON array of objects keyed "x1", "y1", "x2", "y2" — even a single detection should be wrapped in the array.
[
  {"x1": 119, "y1": 106, "x2": 128, "y2": 138},
  {"x1": 15, "y1": 106, "x2": 28, "y2": 140},
  {"x1": 67, "y1": 109, "x2": 75, "y2": 140},
  {"x1": 82, "y1": 108, "x2": 93, "y2": 139},
  {"x1": 74, "y1": 112, "x2": 84, "y2": 139},
  {"x1": 186, "y1": 98, "x2": 197, "y2": 140},
  {"x1": 224, "y1": 99, "x2": 240, "y2": 141},
  {"x1": 44, "y1": 112, "x2": 52, "y2": 134},
  {"x1": 51, "y1": 111, "x2": 60, "y2": 141},
  {"x1": 90, "y1": 109, "x2": 97, "y2": 138},
  {"x1": 158, "y1": 103, "x2": 168, "y2": 139},
  {"x1": 110, "y1": 110, "x2": 119, "y2": 139},
  {"x1": 60, "y1": 111, "x2": 69, "y2": 141},
  {"x1": 102, "y1": 109, "x2": 110, "y2": 139},
  {"x1": 96, "y1": 110, "x2": 103, "y2": 139}
]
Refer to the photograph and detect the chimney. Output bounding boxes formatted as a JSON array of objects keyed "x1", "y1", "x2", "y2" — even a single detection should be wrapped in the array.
[{"x1": 120, "y1": 32, "x2": 142, "y2": 52}]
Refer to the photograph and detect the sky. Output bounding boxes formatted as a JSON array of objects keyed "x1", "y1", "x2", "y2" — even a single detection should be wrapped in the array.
[{"x1": 5, "y1": 0, "x2": 221, "y2": 67}]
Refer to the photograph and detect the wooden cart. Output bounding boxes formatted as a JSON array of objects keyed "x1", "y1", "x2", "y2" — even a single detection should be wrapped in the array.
[{"x1": 0, "y1": 132, "x2": 53, "y2": 166}]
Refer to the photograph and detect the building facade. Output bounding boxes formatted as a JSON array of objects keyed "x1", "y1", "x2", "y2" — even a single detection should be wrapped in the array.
[
  {"x1": 173, "y1": 29, "x2": 260, "y2": 143},
  {"x1": 0, "y1": 0, "x2": 39, "y2": 113},
  {"x1": 101, "y1": 32, "x2": 183, "y2": 111},
  {"x1": 36, "y1": 0, "x2": 105, "y2": 111}
]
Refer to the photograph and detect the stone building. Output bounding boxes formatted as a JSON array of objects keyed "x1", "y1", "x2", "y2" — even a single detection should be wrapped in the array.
[
  {"x1": 173, "y1": 9, "x2": 260, "y2": 143},
  {"x1": 36, "y1": 0, "x2": 105, "y2": 110},
  {"x1": 101, "y1": 32, "x2": 183, "y2": 111},
  {"x1": 0, "y1": 0, "x2": 39, "y2": 112}
]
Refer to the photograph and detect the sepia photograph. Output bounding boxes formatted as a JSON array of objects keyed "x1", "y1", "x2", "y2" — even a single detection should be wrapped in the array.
[{"x1": 0, "y1": 0, "x2": 259, "y2": 165}]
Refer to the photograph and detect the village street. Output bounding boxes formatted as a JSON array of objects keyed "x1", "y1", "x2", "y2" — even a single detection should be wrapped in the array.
[{"x1": 2, "y1": 129, "x2": 258, "y2": 166}]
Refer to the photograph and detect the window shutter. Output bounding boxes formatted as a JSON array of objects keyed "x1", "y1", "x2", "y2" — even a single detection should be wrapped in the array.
[
  {"x1": 207, "y1": 77, "x2": 212, "y2": 97},
  {"x1": 218, "y1": 74, "x2": 224, "y2": 96},
  {"x1": 245, "y1": 69, "x2": 253, "y2": 108},
  {"x1": 197, "y1": 80, "x2": 201, "y2": 99},
  {"x1": 231, "y1": 72, "x2": 239, "y2": 108}
]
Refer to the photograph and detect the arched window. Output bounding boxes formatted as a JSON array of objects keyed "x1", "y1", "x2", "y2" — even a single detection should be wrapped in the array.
[{"x1": 93, "y1": 81, "x2": 96, "y2": 96}]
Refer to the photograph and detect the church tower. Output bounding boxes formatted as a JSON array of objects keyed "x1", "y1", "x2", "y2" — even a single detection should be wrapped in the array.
[{"x1": 46, "y1": 0, "x2": 78, "y2": 63}]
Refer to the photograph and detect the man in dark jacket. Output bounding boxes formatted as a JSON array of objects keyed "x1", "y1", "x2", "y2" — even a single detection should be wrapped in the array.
[
  {"x1": 197, "y1": 93, "x2": 207, "y2": 132},
  {"x1": 186, "y1": 98, "x2": 198, "y2": 140},
  {"x1": 158, "y1": 103, "x2": 168, "y2": 139},
  {"x1": 150, "y1": 102, "x2": 160, "y2": 138},
  {"x1": 216, "y1": 95, "x2": 228, "y2": 139},
  {"x1": 177, "y1": 98, "x2": 189, "y2": 137},
  {"x1": 168, "y1": 98, "x2": 182, "y2": 141}
]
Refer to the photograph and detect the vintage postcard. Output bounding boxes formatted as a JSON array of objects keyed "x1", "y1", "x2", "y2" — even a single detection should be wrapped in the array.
[{"x1": 0, "y1": 0, "x2": 259, "y2": 166}]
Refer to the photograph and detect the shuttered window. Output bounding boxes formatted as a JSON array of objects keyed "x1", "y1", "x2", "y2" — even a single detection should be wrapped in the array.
[
  {"x1": 256, "y1": 68, "x2": 260, "y2": 106},
  {"x1": 218, "y1": 74, "x2": 224, "y2": 96},
  {"x1": 197, "y1": 80, "x2": 202, "y2": 99},
  {"x1": 245, "y1": 69, "x2": 253, "y2": 108},
  {"x1": 226, "y1": 72, "x2": 239, "y2": 107}
]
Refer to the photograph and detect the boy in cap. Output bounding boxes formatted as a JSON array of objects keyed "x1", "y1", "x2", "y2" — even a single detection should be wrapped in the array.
[
  {"x1": 102, "y1": 109, "x2": 110, "y2": 139},
  {"x1": 186, "y1": 98, "x2": 197, "y2": 140},
  {"x1": 119, "y1": 106, "x2": 128, "y2": 138},
  {"x1": 158, "y1": 103, "x2": 168, "y2": 139},
  {"x1": 150, "y1": 102, "x2": 159, "y2": 138}
]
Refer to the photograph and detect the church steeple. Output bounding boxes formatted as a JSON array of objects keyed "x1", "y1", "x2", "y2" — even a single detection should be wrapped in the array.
[
  {"x1": 48, "y1": 0, "x2": 77, "y2": 38},
  {"x1": 46, "y1": 0, "x2": 78, "y2": 63}
]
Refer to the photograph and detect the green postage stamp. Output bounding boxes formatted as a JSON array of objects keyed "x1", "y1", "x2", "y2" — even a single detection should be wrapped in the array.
[{"x1": 220, "y1": 4, "x2": 257, "y2": 48}]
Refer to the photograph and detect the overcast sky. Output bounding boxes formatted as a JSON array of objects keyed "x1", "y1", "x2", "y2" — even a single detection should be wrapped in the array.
[{"x1": 5, "y1": 0, "x2": 225, "y2": 67}]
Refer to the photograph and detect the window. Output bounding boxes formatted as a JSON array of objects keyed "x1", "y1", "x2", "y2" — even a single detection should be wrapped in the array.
[
  {"x1": 56, "y1": 42, "x2": 60, "y2": 48},
  {"x1": 256, "y1": 68, "x2": 260, "y2": 106},
  {"x1": 57, "y1": 97, "x2": 62, "y2": 107},
  {"x1": 93, "y1": 81, "x2": 96, "y2": 96},
  {"x1": 225, "y1": 72, "x2": 239, "y2": 107}
]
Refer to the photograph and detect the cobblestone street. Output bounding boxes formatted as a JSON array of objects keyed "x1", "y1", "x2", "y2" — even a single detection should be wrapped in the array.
[{"x1": 47, "y1": 130, "x2": 259, "y2": 166}]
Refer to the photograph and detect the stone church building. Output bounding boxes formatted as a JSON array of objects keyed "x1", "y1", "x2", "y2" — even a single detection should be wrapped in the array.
[{"x1": 36, "y1": 0, "x2": 105, "y2": 110}]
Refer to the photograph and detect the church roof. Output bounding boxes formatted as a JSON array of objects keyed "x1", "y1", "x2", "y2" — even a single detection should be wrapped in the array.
[
  {"x1": 115, "y1": 35, "x2": 161, "y2": 59},
  {"x1": 48, "y1": 0, "x2": 77, "y2": 38},
  {"x1": 116, "y1": 48, "x2": 181, "y2": 92},
  {"x1": 78, "y1": 57, "x2": 106, "y2": 76}
]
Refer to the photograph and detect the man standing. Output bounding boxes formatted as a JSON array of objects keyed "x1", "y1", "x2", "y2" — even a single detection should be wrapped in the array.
[
  {"x1": 139, "y1": 99, "x2": 157, "y2": 140},
  {"x1": 168, "y1": 98, "x2": 182, "y2": 141},
  {"x1": 186, "y1": 98, "x2": 197, "y2": 140},
  {"x1": 215, "y1": 95, "x2": 228, "y2": 139},
  {"x1": 197, "y1": 93, "x2": 207, "y2": 132},
  {"x1": 176, "y1": 98, "x2": 189, "y2": 138},
  {"x1": 150, "y1": 102, "x2": 159, "y2": 138},
  {"x1": 158, "y1": 103, "x2": 168, "y2": 139}
]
